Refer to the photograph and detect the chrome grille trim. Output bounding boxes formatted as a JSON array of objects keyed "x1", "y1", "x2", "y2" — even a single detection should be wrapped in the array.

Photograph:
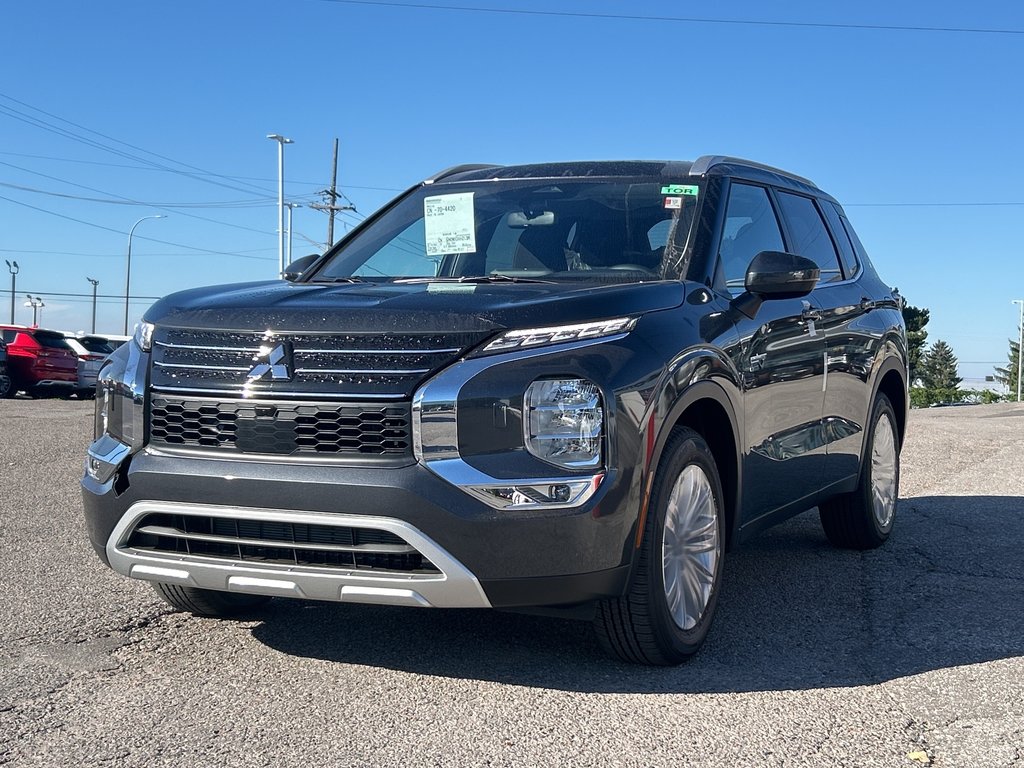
[
  {"x1": 150, "y1": 328, "x2": 491, "y2": 398},
  {"x1": 107, "y1": 502, "x2": 492, "y2": 608},
  {"x1": 133, "y1": 524, "x2": 418, "y2": 554}
]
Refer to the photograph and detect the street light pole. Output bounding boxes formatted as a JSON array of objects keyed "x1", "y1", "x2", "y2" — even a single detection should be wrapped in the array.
[
  {"x1": 124, "y1": 215, "x2": 165, "y2": 335},
  {"x1": 267, "y1": 134, "x2": 294, "y2": 277},
  {"x1": 24, "y1": 294, "x2": 44, "y2": 326},
  {"x1": 1013, "y1": 299, "x2": 1023, "y2": 402},
  {"x1": 285, "y1": 203, "x2": 301, "y2": 266},
  {"x1": 86, "y1": 277, "x2": 99, "y2": 334},
  {"x1": 5, "y1": 260, "x2": 18, "y2": 324}
]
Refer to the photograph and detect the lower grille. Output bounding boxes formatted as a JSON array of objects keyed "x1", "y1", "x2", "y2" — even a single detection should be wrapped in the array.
[
  {"x1": 125, "y1": 513, "x2": 440, "y2": 574},
  {"x1": 149, "y1": 395, "x2": 412, "y2": 460}
]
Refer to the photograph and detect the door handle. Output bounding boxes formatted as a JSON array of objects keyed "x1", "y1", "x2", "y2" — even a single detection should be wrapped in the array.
[{"x1": 801, "y1": 304, "x2": 822, "y2": 321}]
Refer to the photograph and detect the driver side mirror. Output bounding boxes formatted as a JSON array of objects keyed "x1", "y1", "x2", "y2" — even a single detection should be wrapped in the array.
[
  {"x1": 282, "y1": 254, "x2": 320, "y2": 282},
  {"x1": 732, "y1": 251, "x2": 820, "y2": 319}
]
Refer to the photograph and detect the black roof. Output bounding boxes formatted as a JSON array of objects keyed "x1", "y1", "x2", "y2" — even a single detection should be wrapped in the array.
[
  {"x1": 431, "y1": 156, "x2": 823, "y2": 197},
  {"x1": 439, "y1": 160, "x2": 694, "y2": 183}
]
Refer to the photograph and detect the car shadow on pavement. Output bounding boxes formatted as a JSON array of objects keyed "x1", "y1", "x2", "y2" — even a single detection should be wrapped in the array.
[{"x1": 249, "y1": 495, "x2": 1024, "y2": 693}]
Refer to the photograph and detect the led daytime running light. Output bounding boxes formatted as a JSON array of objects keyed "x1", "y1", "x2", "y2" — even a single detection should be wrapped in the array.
[{"x1": 483, "y1": 317, "x2": 636, "y2": 354}]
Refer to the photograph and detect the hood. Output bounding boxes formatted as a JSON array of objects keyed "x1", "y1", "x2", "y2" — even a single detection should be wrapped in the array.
[{"x1": 143, "y1": 279, "x2": 686, "y2": 334}]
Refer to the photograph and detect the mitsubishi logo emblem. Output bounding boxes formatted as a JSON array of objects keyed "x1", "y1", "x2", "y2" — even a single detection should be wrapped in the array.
[{"x1": 246, "y1": 340, "x2": 294, "y2": 382}]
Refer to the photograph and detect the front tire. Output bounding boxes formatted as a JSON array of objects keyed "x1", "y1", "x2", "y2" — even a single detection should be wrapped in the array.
[
  {"x1": 819, "y1": 393, "x2": 900, "y2": 549},
  {"x1": 0, "y1": 376, "x2": 14, "y2": 399},
  {"x1": 153, "y1": 583, "x2": 271, "y2": 617},
  {"x1": 595, "y1": 427, "x2": 725, "y2": 665}
]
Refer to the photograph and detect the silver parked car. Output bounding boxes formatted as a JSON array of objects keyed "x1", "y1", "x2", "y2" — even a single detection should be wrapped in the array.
[{"x1": 64, "y1": 334, "x2": 115, "y2": 399}]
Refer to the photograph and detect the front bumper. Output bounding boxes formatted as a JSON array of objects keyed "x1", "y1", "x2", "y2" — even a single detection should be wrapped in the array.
[{"x1": 82, "y1": 449, "x2": 636, "y2": 609}]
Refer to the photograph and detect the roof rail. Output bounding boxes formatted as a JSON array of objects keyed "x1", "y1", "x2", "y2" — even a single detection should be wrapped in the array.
[
  {"x1": 423, "y1": 164, "x2": 503, "y2": 184},
  {"x1": 689, "y1": 155, "x2": 816, "y2": 188}
]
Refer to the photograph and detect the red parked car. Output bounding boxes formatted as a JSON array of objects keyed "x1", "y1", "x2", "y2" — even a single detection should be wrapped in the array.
[{"x1": 0, "y1": 325, "x2": 79, "y2": 398}]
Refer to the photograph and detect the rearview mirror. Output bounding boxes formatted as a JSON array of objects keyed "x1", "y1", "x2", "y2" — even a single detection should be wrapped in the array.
[
  {"x1": 507, "y1": 211, "x2": 555, "y2": 228},
  {"x1": 282, "y1": 254, "x2": 320, "y2": 281}
]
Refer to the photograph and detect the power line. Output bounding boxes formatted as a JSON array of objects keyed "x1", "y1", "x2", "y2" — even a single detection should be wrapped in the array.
[
  {"x1": 0, "y1": 151, "x2": 405, "y2": 192},
  {"x1": 5, "y1": 289, "x2": 162, "y2": 300},
  {"x1": 0, "y1": 158, "x2": 283, "y2": 237},
  {"x1": 0, "y1": 193, "x2": 276, "y2": 261},
  {"x1": 0, "y1": 181, "x2": 289, "y2": 209},
  {"x1": 0, "y1": 93, "x2": 276, "y2": 198},
  {"x1": 316, "y1": 0, "x2": 1024, "y2": 35},
  {"x1": 0, "y1": 246, "x2": 276, "y2": 257}
]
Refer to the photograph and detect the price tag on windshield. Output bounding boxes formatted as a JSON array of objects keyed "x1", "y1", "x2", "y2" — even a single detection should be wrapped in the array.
[{"x1": 424, "y1": 192, "x2": 477, "y2": 256}]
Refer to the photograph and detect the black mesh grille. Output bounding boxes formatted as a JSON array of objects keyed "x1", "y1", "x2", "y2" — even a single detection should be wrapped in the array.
[
  {"x1": 149, "y1": 395, "x2": 412, "y2": 458},
  {"x1": 125, "y1": 513, "x2": 440, "y2": 574}
]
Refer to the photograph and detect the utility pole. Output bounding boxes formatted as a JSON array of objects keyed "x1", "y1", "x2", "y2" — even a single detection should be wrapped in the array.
[
  {"x1": 327, "y1": 138, "x2": 339, "y2": 247},
  {"x1": 1013, "y1": 299, "x2": 1023, "y2": 402},
  {"x1": 309, "y1": 138, "x2": 356, "y2": 249},
  {"x1": 267, "y1": 134, "x2": 294, "y2": 276},
  {"x1": 5, "y1": 260, "x2": 18, "y2": 324},
  {"x1": 86, "y1": 277, "x2": 99, "y2": 334}
]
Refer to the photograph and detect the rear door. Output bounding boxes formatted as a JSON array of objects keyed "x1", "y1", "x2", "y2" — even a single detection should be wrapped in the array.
[{"x1": 774, "y1": 192, "x2": 874, "y2": 490}]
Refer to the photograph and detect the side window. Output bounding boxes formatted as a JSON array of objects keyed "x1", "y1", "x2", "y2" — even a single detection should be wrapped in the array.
[
  {"x1": 1, "y1": 330, "x2": 15, "y2": 343},
  {"x1": 717, "y1": 183, "x2": 785, "y2": 293},
  {"x1": 774, "y1": 191, "x2": 842, "y2": 283},
  {"x1": 839, "y1": 212, "x2": 871, "y2": 268},
  {"x1": 821, "y1": 201, "x2": 859, "y2": 278}
]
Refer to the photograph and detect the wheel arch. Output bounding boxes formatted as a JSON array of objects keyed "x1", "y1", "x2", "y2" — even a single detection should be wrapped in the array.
[{"x1": 641, "y1": 376, "x2": 743, "y2": 553}]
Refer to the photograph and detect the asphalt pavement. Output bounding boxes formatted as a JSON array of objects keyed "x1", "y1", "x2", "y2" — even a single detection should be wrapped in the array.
[{"x1": 1, "y1": 398, "x2": 1021, "y2": 767}]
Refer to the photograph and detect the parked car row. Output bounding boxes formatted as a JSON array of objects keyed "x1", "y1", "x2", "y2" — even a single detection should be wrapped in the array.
[{"x1": 0, "y1": 325, "x2": 116, "y2": 399}]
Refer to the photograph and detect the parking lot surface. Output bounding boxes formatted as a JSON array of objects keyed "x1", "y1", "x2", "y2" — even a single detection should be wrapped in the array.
[{"x1": 1, "y1": 399, "x2": 1022, "y2": 767}]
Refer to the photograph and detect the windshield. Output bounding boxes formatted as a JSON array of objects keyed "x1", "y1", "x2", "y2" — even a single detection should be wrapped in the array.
[{"x1": 312, "y1": 178, "x2": 700, "y2": 282}]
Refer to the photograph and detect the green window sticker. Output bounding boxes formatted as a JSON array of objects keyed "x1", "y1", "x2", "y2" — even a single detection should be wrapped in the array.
[{"x1": 660, "y1": 184, "x2": 699, "y2": 196}]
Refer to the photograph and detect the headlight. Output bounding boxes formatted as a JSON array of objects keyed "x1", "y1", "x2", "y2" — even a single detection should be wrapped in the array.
[
  {"x1": 133, "y1": 321, "x2": 155, "y2": 352},
  {"x1": 525, "y1": 378, "x2": 603, "y2": 469},
  {"x1": 480, "y1": 317, "x2": 636, "y2": 355}
]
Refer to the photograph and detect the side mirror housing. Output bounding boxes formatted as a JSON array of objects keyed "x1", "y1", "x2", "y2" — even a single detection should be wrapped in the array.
[
  {"x1": 731, "y1": 251, "x2": 820, "y2": 319},
  {"x1": 282, "y1": 254, "x2": 320, "y2": 282}
]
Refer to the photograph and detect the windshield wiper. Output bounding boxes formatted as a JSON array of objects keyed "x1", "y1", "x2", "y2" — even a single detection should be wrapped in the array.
[
  {"x1": 394, "y1": 274, "x2": 555, "y2": 285},
  {"x1": 310, "y1": 276, "x2": 366, "y2": 283}
]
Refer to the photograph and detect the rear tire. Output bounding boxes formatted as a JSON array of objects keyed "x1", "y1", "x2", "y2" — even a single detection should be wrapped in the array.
[
  {"x1": 0, "y1": 376, "x2": 14, "y2": 399},
  {"x1": 152, "y1": 583, "x2": 271, "y2": 617},
  {"x1": 819, "y1": 393, "x2": 900, "y2": 549},
  {"x1": 594, "y1": 427, "x2": 725, "y2": 665}
]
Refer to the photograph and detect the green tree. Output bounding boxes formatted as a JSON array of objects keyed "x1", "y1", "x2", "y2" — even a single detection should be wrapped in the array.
[
  {"x1": 919, "y1": 339, "x2": 962, "y2": 401},
  {"x1": 993, "y1": 333, "x2": 1020, "y2": 400},
  {"x1": 901, "y1": 303, "x2": 930, "y2": 385}
]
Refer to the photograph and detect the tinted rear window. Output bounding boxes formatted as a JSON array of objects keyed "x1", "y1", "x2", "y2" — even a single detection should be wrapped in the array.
[
  {"x1": 33, "y1": 331, "x2": 73, "y2": 350},
  {"x1": 77, "y1": 337, "x2": 114, "y2": 354}
]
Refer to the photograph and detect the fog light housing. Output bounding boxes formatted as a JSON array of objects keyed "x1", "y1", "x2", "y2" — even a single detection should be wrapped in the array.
[{"x1": 525, "y1": 378, "x2": 603, "y2": 469}]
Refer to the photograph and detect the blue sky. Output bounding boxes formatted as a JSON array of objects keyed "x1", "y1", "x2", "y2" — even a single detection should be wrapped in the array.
[{"x1": 1, "y1": 1, "x2": 1022, "y2": 384}]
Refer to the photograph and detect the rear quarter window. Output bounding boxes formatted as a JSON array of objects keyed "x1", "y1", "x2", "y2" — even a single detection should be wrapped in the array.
[{"x1": 821, "y1": 202, "x2": 859, "y2": 278}]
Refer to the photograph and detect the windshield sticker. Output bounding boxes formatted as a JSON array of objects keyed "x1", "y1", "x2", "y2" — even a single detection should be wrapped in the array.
[
  {"x1": 427, "y1": 282, "x2": 476, "y2": 294},
  {"x1": 663, "y1": 196, "x2": 683, "y2": 210},
  {"x1": 660, "y1": 184, "x2": 698, "y2": 196},
  {"x1": 424, "y1": 192, "x2": 477, "y2": 256}
]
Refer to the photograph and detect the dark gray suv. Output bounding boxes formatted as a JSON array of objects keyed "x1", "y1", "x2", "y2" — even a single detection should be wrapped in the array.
[{"x1": 82, "y1": 157, "x2": 907, "y2": 665}]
